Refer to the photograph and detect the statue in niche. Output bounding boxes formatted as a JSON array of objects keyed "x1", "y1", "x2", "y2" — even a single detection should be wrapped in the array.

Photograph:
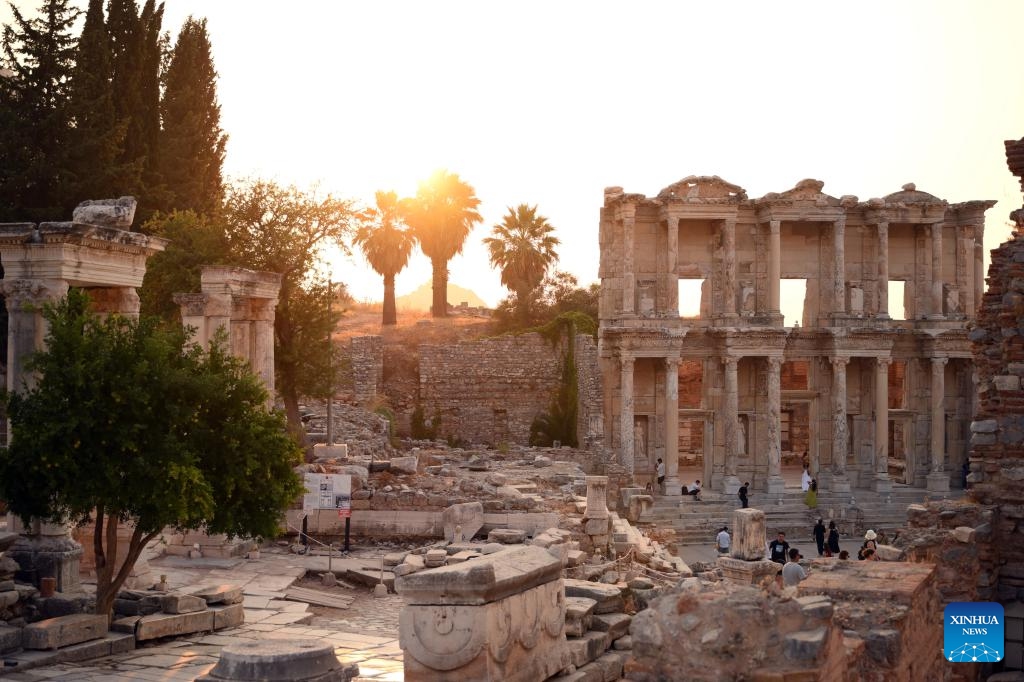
[
  {"x1": 633, "y1": 426, "x2": 647, "y2": 459},
  {"x1": 739, "y1": 283, "x2": 755, "y2": 316},
  {"x1": 736, "y1": 417, "x2": 747, "y2": 455}
]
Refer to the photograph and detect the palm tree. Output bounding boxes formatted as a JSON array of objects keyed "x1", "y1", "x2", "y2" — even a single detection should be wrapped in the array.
[
  {"x1": 354, "y1": 190, "x2": 416, "y2": 326},
  {"x1": 403, "y1": 170, "x2": 482, "y2": 317},
  {"x1": 484, "y1": 204, "x2": 560, "y2": 321}
]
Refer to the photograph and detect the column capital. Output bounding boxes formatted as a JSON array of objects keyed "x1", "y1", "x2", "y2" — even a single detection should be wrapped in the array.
[
  {"x1": 767, "y1": 356, "x2": 783, "y2": 371},
  {"x1": 769, "y1": 219, "x2": 781, "y2": 233},
  {"x1": 723, "y1": 217, "x2": 737, "y2": 229},
  {"x1": 829, "y1": 356, "x2": 850, "y2": 369},
  {"x1": 721, "y1": 355, "x2": 740, "y2": 369},
  {"x1": 620, "y1": 354, "x2": 635, "y2": 369},
  {"x1": 876, "y1": 357, "x2": 892, "y2": 370},
  {"x1": 664, "y1": 356, "x2": 680, "y2": 369},
  {"x1": 931, "y1": 356, "x2": 949, "y2": 367},
  {"x1": 834, "y1": 216, "x2": 847, "y2": 230},
  {"x1": 0, "y1": 278, "x2": 68, "y2": 310}
]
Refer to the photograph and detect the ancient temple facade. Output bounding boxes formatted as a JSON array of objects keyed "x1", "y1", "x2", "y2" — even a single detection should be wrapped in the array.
[{"x1": 598, "y1": 176, "x2": 995, "y2": 496}]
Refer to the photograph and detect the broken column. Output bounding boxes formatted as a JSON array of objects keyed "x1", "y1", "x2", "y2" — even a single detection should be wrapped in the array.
[
  {"x1": 582, "y1": 476, "x2": 611, "y2": 551},
  {"x1": 198, "y1": 639, "x2": 359, "y2": 681},
  {"x1": 396, "y1": 545, "x2": 569, "y2": 681},
  {"x1": 717, "y1": 508, "x2": 777, "y2": 585}
]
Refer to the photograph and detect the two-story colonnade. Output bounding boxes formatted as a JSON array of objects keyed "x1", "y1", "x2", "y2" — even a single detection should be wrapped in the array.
[{"x1": 597, "y1": 176, "x2": 994, "y2": 497}]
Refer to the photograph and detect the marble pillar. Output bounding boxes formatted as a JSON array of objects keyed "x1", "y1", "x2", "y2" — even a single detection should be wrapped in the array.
[
  {"x1": 731, "y1": 508, "x2": 767, "y2": 561},
  {"x1": 0, "y1": 279, "x2": 70, "y2": 394},
  {"x1": 833, "y1": 218, "x2": 846, "y2": 315},
  {"x1": 723, "y1": 218, "x2": 738, "y2": 318},
  {"x1": 974, "y1": 241, "x2": 985, "y2": 318},
  {"x1": 252, "y1": 300, "x2": 276, "y2": 398},
  {"x1": 877, "y1": 222, "x2": 890, "y2": 319},
  {"x1": 620, "y1": 355, "x2": 635, "y2": 475},
  {"x1": 722, "y1": 357, "x2": 740, "y2": 494},
  {"x1": 769, "y1": 220, "x2": 781, "y2": 316},
  {"x1": 927, "y1": 357, "x2": 950, "y2": 493},
  {"x1": 622, "y1": 208, "x2": 635, "y2": 314},
  {"x1": 930, "y1": 223, "x2": 944, "y2": 319},
  {"x1": 874, "y1": 358, "x2": 892, "y2": 494},
  {"x1": 664, "y1": 357, "x2": 681, "y2": 496},
  {"x1": 765, "y1": 357, "x2": 785, "y2": 494},
  {"x1": 667, "y1": 216, "x2": 679, "y2": 314},
  {"x1": 830, "y1": 357, "x2": 851, "y2": 493}
]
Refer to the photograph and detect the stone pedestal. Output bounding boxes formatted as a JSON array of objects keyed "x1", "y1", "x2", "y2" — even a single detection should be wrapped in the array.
[
  {"x1": 873, "y1": 476, "x2": 893, "y2": 495},
  {"x1": 731, "y1": 508, "x2": 767, "y2": 561},
  {"x1": 584, "y1": 476, "x2": 609, "y2": 519},
  {"x1": 197, "y1": 639, "x2": 359, "y2": 681},
  {"x1": 7, "y1": 533, "x2": 83, "y2": 593},
  {"x1": 765, "y1": 476, "x2": 786, "y2": 495},
  {"x1": 396, "y1": 545, "x2": 569, "y2": 682},
  {"x1": 926, "y1": 472, "x2": 951, "y2": 494},
  {"x1": 716, "y1": 557, "x2": 779, "y2": 585}
]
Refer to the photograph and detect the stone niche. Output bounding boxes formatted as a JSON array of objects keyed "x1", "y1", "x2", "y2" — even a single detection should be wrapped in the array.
[{"x1": 395, "y1": 544, "x2": 569, "y2": 681}]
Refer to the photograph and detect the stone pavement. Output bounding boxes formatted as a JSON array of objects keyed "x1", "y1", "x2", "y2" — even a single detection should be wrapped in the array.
[{"x1": 0, "y1": 548, "x2": 405, "y2": 681}]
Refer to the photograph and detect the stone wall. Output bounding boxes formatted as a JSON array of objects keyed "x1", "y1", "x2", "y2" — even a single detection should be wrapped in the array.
[
  {"x1": 967, "y1": 228, "x2": 1024, "y2": 602},
  {"x1": 419, "y1": 333, "x2": 563, "y2": 446},
  {"x1": 351, "y1": 335, "x2": 383, "y2": 407},
  {"x1": 575, "y1": 334, "x2": 604, "y2": 450}
]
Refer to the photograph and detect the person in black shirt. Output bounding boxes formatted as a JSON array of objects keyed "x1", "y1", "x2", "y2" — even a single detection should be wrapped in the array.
[
  {"x1": 813, "y1": 518, "x2": 826, "y2": 556},
  {"x1": 738, "y1": 481, "x2": 749, "y2": 508},
  {"x1": 768, "y1": 532, "x2": 790, "y2": 564},
  {"x1": 827, "y1": 520, "x2": 840, "y2": 555}
]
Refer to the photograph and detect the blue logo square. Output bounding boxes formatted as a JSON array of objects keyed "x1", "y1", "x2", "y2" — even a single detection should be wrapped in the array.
[{"x1": 945, "y1": 602, "x2": 1004, "y2": 663}]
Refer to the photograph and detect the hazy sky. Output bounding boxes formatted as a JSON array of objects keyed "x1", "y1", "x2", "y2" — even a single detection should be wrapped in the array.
[{"x1": 6, "y1": 1, "x2": 1024, "y2": 309}]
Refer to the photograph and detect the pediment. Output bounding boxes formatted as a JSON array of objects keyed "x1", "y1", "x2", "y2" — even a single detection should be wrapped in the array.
[
  {"x1": 657, "y1": 175, "x2": 747, "y2": 201},
  {"x1": 756, "y1": 179, "x2": 845, "y2": 208},
  {"x1": 879, "y1": 183, "x2": 947, "y2": 207}
]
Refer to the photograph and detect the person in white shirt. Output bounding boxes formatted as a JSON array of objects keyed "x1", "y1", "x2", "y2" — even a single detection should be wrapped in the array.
[
  {"x1": 656, "y1": 458, "x2": 665, "y2": 492},
  {"x1": 716, "y1": 527, "x2": 730, "y2": 554},
  {"x1": 801, "y1": 466, "x2": 813, "y2": 492},
  {"x1": 685, "y1": 480, "x2": 702, "y2": 501}
]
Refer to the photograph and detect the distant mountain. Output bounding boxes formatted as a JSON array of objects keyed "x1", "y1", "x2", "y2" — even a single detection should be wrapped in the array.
[{"x1": 395, "y1": 281, "x2": 487, "y2": 311}]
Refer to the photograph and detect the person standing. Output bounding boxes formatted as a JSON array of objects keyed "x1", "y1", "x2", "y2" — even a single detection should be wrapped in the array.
[
  {"x1": 782, "y1": 548, "x2": 806, "y2": 586},
  {"x1": 827, "y1": 520, "x2": 840, "y2": 555},
  {"x1": 656, "y1": 458, "x2": 665, "y2": 493},
  {"x1": 813, "y1": 518, "x2": 826, "y2": 557},
  {"x1": 804, "y1": 478, "x2": 818, "y2": 508},
  {"x1": 801, "y1": 465, "x2": 812, "y2": 492},
  {"x1": 768, "y1": 532, "x2": 790, "y2": 565},
  {"x1": 716, "y1": 526, "x2": 731, "y2": 554},
  {"x1": 738, "y1": 481, "x2": 749, "y2": 509}
]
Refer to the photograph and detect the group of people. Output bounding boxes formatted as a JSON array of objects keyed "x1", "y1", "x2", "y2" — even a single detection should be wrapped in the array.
[{"x1": 652, "y1": 458, "x2": 703, "y2": 500}]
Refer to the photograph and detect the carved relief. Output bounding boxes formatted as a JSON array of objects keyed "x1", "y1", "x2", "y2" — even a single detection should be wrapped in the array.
[{"x1": 400, "y1": 605, "x2": 486, "y2": 671}]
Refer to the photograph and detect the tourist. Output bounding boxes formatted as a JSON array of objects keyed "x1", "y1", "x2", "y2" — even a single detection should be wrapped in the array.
[
  {"x1": 768, "y1": 532, "x2": 790, "y2": 565},
  {"x1": 962, "y1": 460, "x2": 970, "y2": 490},
  {"x1": 738, "y1": 481, "x2": 749, "y2": 509},
  {"x1": 685, "y1": 479, "x2": 702, "y2": 501},
  {"x1": 838, "y1": 550, "x2": 850, "y2": 560},
  {"x1": 716, "y1": 526, "x2": 730, "y2": 554},
  {"x1": 827, "y1": 520, "x2": 840, "y2": 555},
  {"x1": 656, "y1": 458, "x2": 665, "y2": 493},
  {"x1": 801, "y1": 465, "x2": 812, "y2": 492},
  {"x1": 782, "y1": 548, "x2": 806, "y2": 586},
  {"x1": 813, "y1": 518, "x2": 826, "y2": 556},
  {"x1": 804, "y1": 478, "x2": 818, "y2": 508},
  {"x1": 858, "y1": 530, "x2": 878, "y2": 560},
  {"x1": 862, "y1": 548, "x2": 879, "y2": 561}
]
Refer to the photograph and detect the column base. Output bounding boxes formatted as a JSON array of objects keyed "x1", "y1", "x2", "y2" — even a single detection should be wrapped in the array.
[
  {"x1": 663, "y1": 476, "x2": 682, "y2": 496},
  {"x1": 765, "y1": 475, "x2": 786, "y2": 495},
  {"x1": 830, "y1": 475, "x2": 851, "y2": 495},
  {"x1": 926, "y1": 471, "x2": 951, "y2": 493},
  {"x1": 722, "y1": 476, "x2": 741, "y2": 496},
  {"x1": 873, "y1": 475, "x2": 892, "y2": 495},
  {"x1": 876, "y1": 313, "x2": 890, "y2": 321}
]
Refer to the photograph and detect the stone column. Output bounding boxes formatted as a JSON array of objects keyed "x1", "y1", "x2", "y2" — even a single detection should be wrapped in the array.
[
  {"x1": 0, "y1": 279, "x2": 69, "y2": 394},
  {"x1": 874, "y1": 358, "x2": 892, "y2": 494},
  {"x1": 765, "y1": 357, "x2": 785, "y2": 494},
  {"x1": 730, "y1": 508, "x2": 767, "y2": 560},
  {"x1": 667, "y1": 216, "x2": 679, "y2": 313},
  {"x1": 622, "y1": 208, "x2": 636, "y2": 315},
  {"x1": 927, "y1": 357, "x2": 950, "y2": 493},
  {"x1": 830, "y1": 357, "x2": 851, "y2": 493},
  {"x1": 664, "y1": 357, "x2": 681, "y2": 496},
  {"x1": 620, "y1": 355, "x2": 635, "y2": 475},
  {"x1": 974, "y1": 241, "x2": 985, "y2": 317},
  {"x1": 251, "y1": 299, "x2": 277, "y2": 398},
  {"x1": 833, "y1": 217, "x2": 846, "y2": 315},
  {"x1": 877, "y1": 222, "x2": 890, "y2": 319},
  {"x1": 723, "y1": 218, "x2": 738, "y2": 318},
  {"x1": 769, "y1": 220, "x2": 781, "y2": 316},
  {"x1": 930, "y1": 222, "x2": 944, "y2": 319},
  {"x1": 722, "y1": 356, "x2": 741, "y2": 494}
]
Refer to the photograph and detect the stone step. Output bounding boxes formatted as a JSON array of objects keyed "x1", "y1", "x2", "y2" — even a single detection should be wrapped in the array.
[{"x1": 23, "y1": 614, "x2": 107, "y2": 650}]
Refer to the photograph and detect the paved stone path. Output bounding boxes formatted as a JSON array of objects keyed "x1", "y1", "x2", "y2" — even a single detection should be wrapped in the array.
[{"x1": 1, "y1": 548, "x2": 405, "y2": 681}]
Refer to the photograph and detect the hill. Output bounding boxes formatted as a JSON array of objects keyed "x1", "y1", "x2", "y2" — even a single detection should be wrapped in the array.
[{"x1": 395, "y1": 281, "x2": 487, "y2": 311}]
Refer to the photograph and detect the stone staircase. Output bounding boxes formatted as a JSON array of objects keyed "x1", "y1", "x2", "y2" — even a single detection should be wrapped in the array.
[{"x1": 638, "y1": 486, "x2": 955, "y2": 545}]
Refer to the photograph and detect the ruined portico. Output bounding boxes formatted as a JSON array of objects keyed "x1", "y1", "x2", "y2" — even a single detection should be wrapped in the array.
[{"x1": 598, "y1": 177, "x2": 993, "y2": 496}]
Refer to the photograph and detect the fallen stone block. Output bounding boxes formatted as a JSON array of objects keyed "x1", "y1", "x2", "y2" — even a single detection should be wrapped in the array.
[
  {"x1": 388, "y1": 455, "x2": 419, "y2": 475},
  {"x1": 57, "y1": 632, "x2": 135, "y2": 663},
  {"x1": 423, "y1": 549, "x2": 447, "y2": 568},
  {"x1": 0, "y1": 623, "x2": 22, "y2": 653},
  {"x1": 23, "y1": 614, "x2": 107, "y2": 650},
  {"x1": 442, "y1": 501, "x2": 484, "y2": 542},
  {"x1": 192, "y1": 585, "x2": 244, "y2": 605},
  {"x1": 566, "y1": 630, "x2": 609, "y2": 668},
  {"x1": 590, "y1": 612, "x2": 631, "y2": 641},
  {"x1": 447, "y1": 550, "x2": 479, "y2": 564},
  {"x1": 564, "y1": 579, "x2": 625, "y2": 614},
  {"x1": 612, "y1": 635, "x2": 632, "y2": 651},
  {"x1": 784, "y1": 627, "x2": 827, "y2": 661},
  {"x1": 197, "y1": 638, "x2": 359, "y2": 682},
  {"x1": 111, "y1": 616, "x2": 140, "y2": 634},
  {"x1": 344, "y1": 568, "x2": 395, "y2": 591},
  {"x1": 211, "y1": 603, "x2": 245, "y2": 630},
  {"x1": 135, "y1": 610, "x2": 214, "y2": 641},
  {"x1": 566, "y1": 549, "x2": 586, "y2": 567},
  {"x1": 383, "y1": 552, "x2": 408, "y2": 567},
  {"x1": 114, "y1": 597, "x2": 161, "y2": 617},
  {"x1": 161, "y1": 592, "x2": 208, "y2": 614},
  {"x1": 488, "y1": 528, "x2": 526, "y2": 544}
]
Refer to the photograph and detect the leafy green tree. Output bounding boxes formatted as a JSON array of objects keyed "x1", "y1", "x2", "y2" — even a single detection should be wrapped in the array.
[
  {"x1": 221, "y1": 179, "x2": 355, "y2": 431},
  {"x1": 66, "y1": 0, "x2": 126, "y2": 204},
  {"x1": 158, "y1": 16, "x2": 226, "y2": 216},
  {"x1": 354, "y1": 191, "x2": 416, "y2": 326},
  {"x1": 0, "y1": 290, "x2": 303, "y2": 618},
  {"x1": 528, "y1": 312, "x2": 595, "y2": 448},
  {"x1": 0, "y1": 0, "x2": 80, "y2": 221},
  {"x1": 403, "y1": 170, "x2": 482, "y2": 317},
  {"x1": 484, "y1": 203, "x2": 560, "y2": 323}
]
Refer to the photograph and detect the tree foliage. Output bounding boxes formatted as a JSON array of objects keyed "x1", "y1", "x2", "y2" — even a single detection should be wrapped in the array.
[
  {"x1": 403, "y1": 170, "x2": 482, "y2": 317},
  {"x1": 492, "y1": 271, "x2": 599, "y2": 334},
  {"x1": 0, "y1": 290, "x2": 303, "y2": 617},
  {"x1": 484, "y1": 204, "x2": 559, "y2": 322},
  {"x1": 354, "y1": 190, "x2": 415, "y2": 326}
]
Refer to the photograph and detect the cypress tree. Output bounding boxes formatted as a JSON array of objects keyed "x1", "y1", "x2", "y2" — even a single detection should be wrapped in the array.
[
  {"x1": 0, "y1": 0, "x2": 80, "y2": 220},
  {"x1": 158, "y1": 16, "x2": 225, "y2": 215}
]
